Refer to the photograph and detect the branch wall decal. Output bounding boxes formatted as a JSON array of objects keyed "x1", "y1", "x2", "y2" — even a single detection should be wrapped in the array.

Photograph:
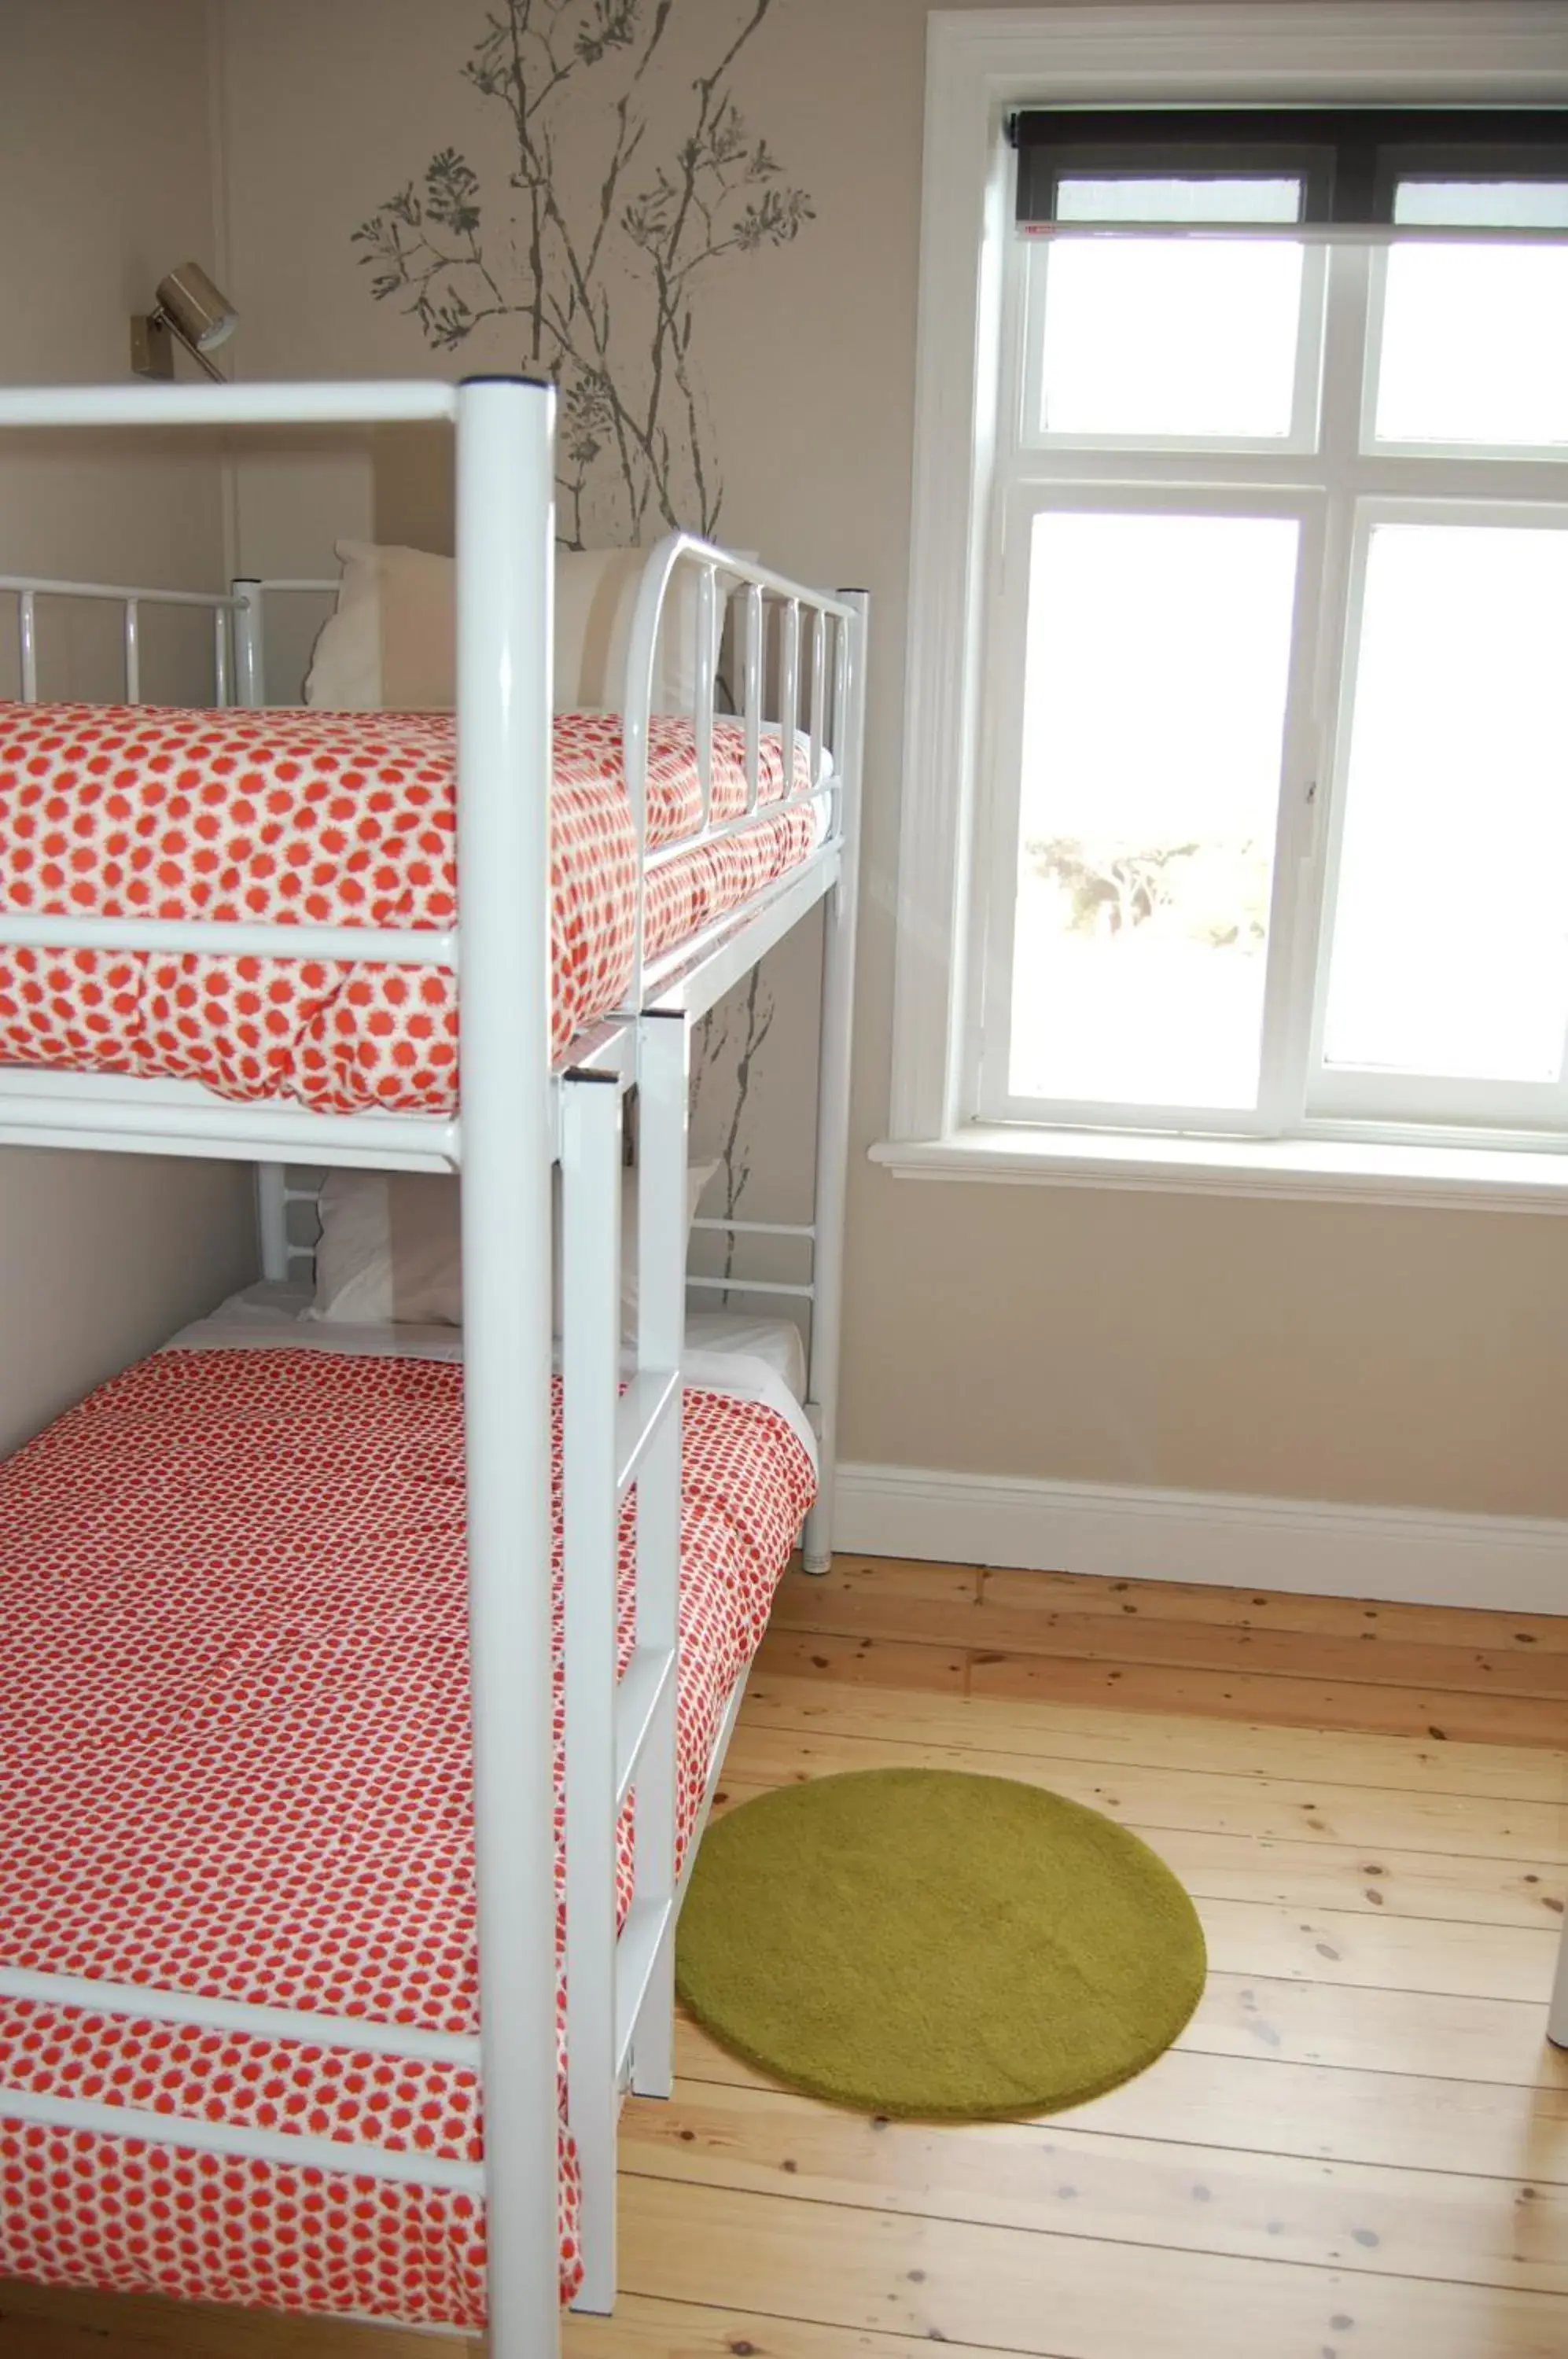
[
  {"x1": 354, "y1": 0, "x2": 812, "y2": 548},
  {"x1": 353, "y1": 0, "x2": 814, "y2": 1235}
]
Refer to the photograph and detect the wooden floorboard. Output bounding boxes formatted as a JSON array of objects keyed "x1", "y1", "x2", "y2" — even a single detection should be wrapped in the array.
[
  {"x1": 620, "y1": 2074, "x2": 1568, "y2": 2293},
  {"x1": 770, "y1": 1570, "x2": 1568, "y2": 1699},
  {"x1": 743, "y1": 1672, "x2": 1568, "y2": 1801},
  {"x1": 668, "y1": 2011, "x2": 1568, "y2": 2181},
  {"x1": 607, "y1": 2172, "x2": 1568, "y2": 2358},
  {"x1": 9, "y1": 1552, "x2": 1568, "y2": 2357},
  {"x1": 975, "y1": 1562, "x2": 1568, "y2": 1654},
  {"x1": 766, "y1": 1556, "x2": 1568, "y2": 1745},
  {"x1": 720, "y1": 1721, "x2": 1568, "y2": 1870}
]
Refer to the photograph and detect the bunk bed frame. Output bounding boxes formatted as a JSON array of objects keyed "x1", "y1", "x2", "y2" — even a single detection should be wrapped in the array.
[{"x1": 0, "y1": 374, "x2": 868, "y2": 2350}]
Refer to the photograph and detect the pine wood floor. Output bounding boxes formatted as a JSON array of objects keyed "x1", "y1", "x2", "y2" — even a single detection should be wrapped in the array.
[{"x1": 7, "y1": 1555, "x2": 1568, "y2": 2358}]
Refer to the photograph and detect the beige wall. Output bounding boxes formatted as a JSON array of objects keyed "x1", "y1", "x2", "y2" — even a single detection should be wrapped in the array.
[
  {"x1": 0, "y1": 0, "x2": 257, "y2": 1454},
  {"x1": 213, "y1": 0, "x2": 1568, "y2": 1521}
]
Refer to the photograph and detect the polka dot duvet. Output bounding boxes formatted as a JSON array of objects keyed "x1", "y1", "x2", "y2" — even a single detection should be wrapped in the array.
[
  {"x1": 0, "y1": 704, "x2": 823, "y2": 1109},
  {"x1": 0, "y1": 1345, "x2": 816, "y2": 2325}
]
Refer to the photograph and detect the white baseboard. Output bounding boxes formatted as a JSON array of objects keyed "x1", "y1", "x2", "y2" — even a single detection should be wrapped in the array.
[{"x1": 833, "y1": 1462, "x2": 1568, "y2": 1617}]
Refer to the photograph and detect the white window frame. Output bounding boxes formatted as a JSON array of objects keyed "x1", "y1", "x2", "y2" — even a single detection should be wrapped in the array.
[
  {"x1": 1307, "y1": 495, "x2": 1568, "y2": 1133},
  {"x1": 875, "y1": 2, "x2": 1568, "y2": 1209},
  {"x1": 972, "y1": 479, "x2": 1330, "y2": 1139}
]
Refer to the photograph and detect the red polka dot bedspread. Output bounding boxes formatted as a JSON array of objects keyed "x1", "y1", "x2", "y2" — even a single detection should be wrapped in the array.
[
  {"x1": 0, "y1": 1345, "x2": 816, "y2": 2326},
  {"x1": 0, "y1": 705, "x2": 823, "y2": 1110}
]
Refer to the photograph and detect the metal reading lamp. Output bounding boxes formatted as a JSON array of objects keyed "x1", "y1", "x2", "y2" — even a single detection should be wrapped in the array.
[{"x1": 130, "y1": 263, "x2": 239, "y2": 383}]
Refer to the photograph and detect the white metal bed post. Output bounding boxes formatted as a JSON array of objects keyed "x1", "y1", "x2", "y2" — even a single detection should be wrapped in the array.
[
  {"x1": 232, "y1": 578, "x2": 293, "y2": 1286},
  {"x1": 1551, "y1": 1916, "x2": 1568, "y2": 2048},
  {"x1": 802, "y1": 592, "x2": 869, "y2": 1574},
  {"x1": 453, "y1": 375, "x2": 563, "y2": 2359},
  {"x1": 231, "y1": 577, "x2": 264, "y2": 708}
]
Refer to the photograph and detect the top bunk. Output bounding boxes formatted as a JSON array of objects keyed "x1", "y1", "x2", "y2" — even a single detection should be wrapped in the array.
[{"x1": 0, "y1": 377, "x2": 866, "y2": 1172}]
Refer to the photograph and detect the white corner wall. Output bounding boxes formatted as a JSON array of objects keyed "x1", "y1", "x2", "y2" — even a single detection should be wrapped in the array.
[{"x1": 0, "y1": 0, "x2": 257, "y2": 1455}]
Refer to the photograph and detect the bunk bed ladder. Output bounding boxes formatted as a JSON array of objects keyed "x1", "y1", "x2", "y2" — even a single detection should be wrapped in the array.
[
  {"x1": 625, "y1": 1010, "x2": 687, "y2": 2110},
  {"x1": 561, "y1": 1011, "x2": 687, "y2": 2313}
]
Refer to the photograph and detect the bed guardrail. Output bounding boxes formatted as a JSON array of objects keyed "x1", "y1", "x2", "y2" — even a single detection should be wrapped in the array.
[
  {"x1": 619, "y1": 533, "x2": 856, "y2": 1014},
  {"x1": 0, "y1": 575, "x2": 241, "y2": 706},
  {"x1": 0, "y1": 569, "x2": 336, "y2": 712}
]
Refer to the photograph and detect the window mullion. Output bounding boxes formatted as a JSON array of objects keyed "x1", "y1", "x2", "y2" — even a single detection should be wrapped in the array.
[
  {"x1": 1275, "y1": 484, "x2": 1359, "y2": 1125},
  {"x1": 1254, "y1": 501, "x2": 1331, "y2": 1135},
  {"x1": 1297, "y1": 247, "x2": 1378, "y2": 1120},
  {"x1": 1254, "y1": 247, "x2": 1354, "y2": 1135}
]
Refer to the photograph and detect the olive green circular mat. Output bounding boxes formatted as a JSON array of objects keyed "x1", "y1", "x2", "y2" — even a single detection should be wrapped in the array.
[{"x1": 676, "y1": 1768, "x2": 1206, "y2": 2118}]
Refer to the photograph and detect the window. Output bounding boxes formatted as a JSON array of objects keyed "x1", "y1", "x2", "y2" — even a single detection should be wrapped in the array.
[
  {"x1": 883, "y1": 9, "x2": 1568, "y2": 1200},
  {"x1": 974, "y1": 120, "x2": 1568, "y2": 1146}
]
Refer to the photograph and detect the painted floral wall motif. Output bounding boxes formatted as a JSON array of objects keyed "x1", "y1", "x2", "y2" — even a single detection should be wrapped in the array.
[
  {"x1": 354, "y1": 0, "x2": 812, "y2": 550},
  {"x1": 355, "y1": 0, "x2": 812, "y2": 1242}
]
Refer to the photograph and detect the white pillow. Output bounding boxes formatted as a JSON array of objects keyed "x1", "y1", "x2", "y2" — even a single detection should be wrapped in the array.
[
  {"x1": 304, "y1": 539, "x2": 716, "y2": 716},
  {"x1": 310, "y1": 1162, "x2": 717, "y2": 1334},
  {"x1": 301, "y1": 541, "x2": 452, "y2": 712}
]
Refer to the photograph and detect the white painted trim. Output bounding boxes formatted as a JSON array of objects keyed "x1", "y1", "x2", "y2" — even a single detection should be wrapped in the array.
[
  {"x1": 835, "y1": 1460, "x2": 1568, "y2": 1616},
  {"x1": 892, "y1": 1, "x2": 1568, "y2": 1149},
  {"x1": 868, "y1": 1123, "x2": 1568, "y2": 1212}
]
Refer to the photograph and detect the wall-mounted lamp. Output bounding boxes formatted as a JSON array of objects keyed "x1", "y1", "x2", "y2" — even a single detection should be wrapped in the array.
[{"x1": 130, "y1": 263, "x2": 239, "y2": 384}]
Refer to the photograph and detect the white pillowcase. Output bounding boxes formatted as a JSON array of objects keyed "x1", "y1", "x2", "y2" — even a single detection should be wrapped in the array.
[
  {"x1": 304, "y1": 539, "x2": 717, "y2": 716},
  {"x1": 310, "y1": 1162, "x2": 717, "y2": 1334}
]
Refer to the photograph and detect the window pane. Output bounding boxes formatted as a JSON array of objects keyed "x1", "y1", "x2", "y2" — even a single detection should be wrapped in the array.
[
  {"x1": 1374, "y1": 244, "x2": 1568, "y2": 447},
  {"x1": 1009, "y1": 511, "x2": 1300, "y2": 1110},
  {"x1": 1323, "y1": 523, "x2": 1568, "y2": 1084},
  {"x1": 1039, "y1": 239, "x2": 1307, "y2": 437},
  {"x1": 1056, "y1": 175, "x2": 1304, "y2": 226},
  {"x1": 1393, "y1": 179, "x2": 1568, "y2": 231}
]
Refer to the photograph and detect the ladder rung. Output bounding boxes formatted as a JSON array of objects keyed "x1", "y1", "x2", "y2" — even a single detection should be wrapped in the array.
[
  {"x1": 615, "y1": 1368, "x2": 680, "y2": 1502},
  {"x1": 614, "y1": 1894, "x2": 675, "y2": 2081},
  {"x1": 614, "y1": 1643, "x2": 677, "y2": 1812}
]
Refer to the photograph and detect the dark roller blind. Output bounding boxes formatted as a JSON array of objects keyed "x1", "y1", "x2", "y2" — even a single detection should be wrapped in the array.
[{"x1": 1008, "y1": 109, "x2": 1568, "y2": 237}]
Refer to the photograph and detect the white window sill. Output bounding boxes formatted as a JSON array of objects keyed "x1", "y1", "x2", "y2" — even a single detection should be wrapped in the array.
[{"x1": 868, "y1": 1125, "x2": 1568, "y2": 1213}]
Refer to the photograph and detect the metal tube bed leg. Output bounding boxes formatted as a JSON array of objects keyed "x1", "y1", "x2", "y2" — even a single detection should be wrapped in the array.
[
  {"x1": 1550, "y1": 1910, "x2": 1568, "y2": 2049},
  {"x1": 562, "y1": 1067, "x2": 627, "y2": 2315},
  {"x1": 256, "y1": 1163, "x2": 289, "y2": 1282},
  {"x1": 802, "y1": 592, "x2": 870, "y2": 1577},
  {"x1": 453, "y1": 376, "x2": 562, "y2": 2359},
  {"x1": 628, "y1": 1011, "x2": 689, "y2": 2103},
  {"x1": 231, "y1": 578, "x2": 264, "y2": 708}
]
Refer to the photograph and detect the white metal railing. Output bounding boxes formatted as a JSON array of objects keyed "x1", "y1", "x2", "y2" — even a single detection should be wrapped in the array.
[
  {"x1": 0, "y1": 574, "x2": 242, "y2": 708},
  {"x1": 616, "y1": 532, "x2": 856, "y2": 1018},
  {"x1": 0, "y1": 570, "x2": 339, "y2": 716},
  {"x1": 0, "y1": 382, "x2": 459, "y2": 430}
]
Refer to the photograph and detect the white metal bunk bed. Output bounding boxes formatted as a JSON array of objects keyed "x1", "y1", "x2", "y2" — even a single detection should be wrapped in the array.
[{"x1": 0, "y1": 374, "x2": 868, "y2": 2350}]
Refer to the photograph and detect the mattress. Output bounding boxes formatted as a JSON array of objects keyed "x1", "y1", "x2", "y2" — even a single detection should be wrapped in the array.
[
  {"x1": 0, "y1": 1341, "x2": 816, "y2": 2327},
  {"x1": 0, "y1": 703, "x2": 825, "y2": 1114},
  {"x1": 168, "y1": 1280, "x2": 812, "y2": 1418}
]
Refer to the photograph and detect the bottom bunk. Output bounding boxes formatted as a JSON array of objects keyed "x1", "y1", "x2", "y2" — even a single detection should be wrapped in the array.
[{"x1": 0, "y1": 1305, "x2": 816, "y2": 2329}]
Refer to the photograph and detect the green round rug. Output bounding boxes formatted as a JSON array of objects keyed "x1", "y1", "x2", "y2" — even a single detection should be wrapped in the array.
[{"x1": 676, "y1": 1768, "x2": 1206, "y2": 2118}]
